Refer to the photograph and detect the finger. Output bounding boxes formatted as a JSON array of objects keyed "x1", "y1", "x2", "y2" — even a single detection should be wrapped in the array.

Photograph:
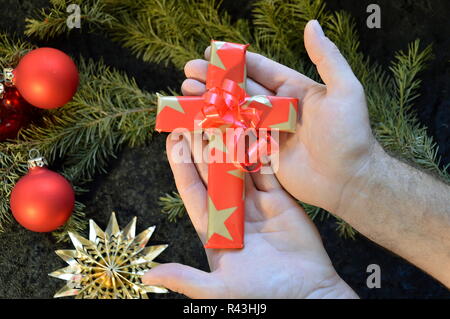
[
  {"x1": 166, "y1": 133, "x2": 208, "y2": 242},
  {"x1": 185, "y1": 58, "x2": 273, "y2": 96},
  {"x1": 205, "y1": 46, "x2": 316, "y2": 94},
  {"x1": 244, "y1": 172, "x2": 256, "y2": 195},
  {"x1": 244, "y1": 77, "x2": 274, "y2": 96},
  {"x1": 304, "y1": 20, "x2": 362, "y2": 95},
  {"x1": 182, "y1": 131, "x2": 208, "y2": 185},
  {"x1": 250, "y1": 167, "x2": 281, "y2": 192},
  {"x1": 184, "y1": 59, "x2": 208, "y2": 82},
  {"x1": 182, "y1": 74, "x2": 272, "y2": 97},
  {"x1": 242, "y1": 172, "x2": 261, "y2": 223},
  {"x1": 143, "y1": 263, "x2": 224, "y2": 298},
  {"x1": 181, "y1": 79, "x2": 206, "y2": 96}
]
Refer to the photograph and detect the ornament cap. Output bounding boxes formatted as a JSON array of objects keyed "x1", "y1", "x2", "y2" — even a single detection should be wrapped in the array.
[
  {"x1": 3, "y1": 68, "x2": 14, "y2": 86},
  {"x1": 27, "y1": 149, "x2": 48, "y2": 169}
]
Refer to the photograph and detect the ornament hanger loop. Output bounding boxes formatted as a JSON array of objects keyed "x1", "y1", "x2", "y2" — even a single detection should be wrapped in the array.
[
  {"x1": 29, "y1": 148, "x2": 42, "y2": 159},
  {"x1": 0, "y1": 68, "x2": 11, "y2": 98},
  {"x1": 28, "y1": 148, "x2": 48, "y2": 169}
]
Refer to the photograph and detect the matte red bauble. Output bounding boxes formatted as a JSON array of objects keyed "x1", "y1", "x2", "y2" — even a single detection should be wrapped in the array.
[
  {"x1": 12, "y1": 48, "x2": 79, "y2": 109},
  {"x1": 0, "y1": 85, "x2": 34, "y2": 141},
  {"x1": 10, "y1": 155, "x2": 74, "y2": 232}
]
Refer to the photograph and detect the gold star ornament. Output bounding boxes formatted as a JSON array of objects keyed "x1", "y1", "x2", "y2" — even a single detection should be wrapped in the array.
[{"x1": 49, "y1": 212, "x2": 169, "y2": 299}]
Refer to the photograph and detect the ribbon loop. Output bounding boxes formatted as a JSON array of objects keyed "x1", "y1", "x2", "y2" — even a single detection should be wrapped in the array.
[{"x1": 201, "y1": 79, "x2": 278, "y2": 172}]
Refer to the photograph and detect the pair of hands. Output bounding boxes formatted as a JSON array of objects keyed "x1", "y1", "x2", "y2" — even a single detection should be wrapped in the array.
[{"x1": 143, "y1": 20, "x2": 374, "y2": 298}]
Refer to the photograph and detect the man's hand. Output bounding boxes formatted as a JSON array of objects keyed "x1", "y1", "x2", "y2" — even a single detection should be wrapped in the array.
[
  {"x1": 143, "y1": 133, "x2": 357, "y2": 299},
  {"x1": 173, "y1": 19, "x2": 450, "y2": 288},
  {"x1": 178, "y1": 20, "x2": 376, "y2": 214}
]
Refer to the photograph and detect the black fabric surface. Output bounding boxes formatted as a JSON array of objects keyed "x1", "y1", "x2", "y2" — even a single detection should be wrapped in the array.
[{"x1": 0, "y1": 0, "x2": 448, "y2": 298}]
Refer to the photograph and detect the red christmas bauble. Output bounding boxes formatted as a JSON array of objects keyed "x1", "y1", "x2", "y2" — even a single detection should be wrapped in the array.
[
  {"x1": 0, "y1": 86, "x2": 34, "y2": 141},
  {"x1": 10, "y1": 165, "x2": 75, "y2": 232},
  {"x1": 13, "y1": 48, "x2": 79, "y2": 109}
]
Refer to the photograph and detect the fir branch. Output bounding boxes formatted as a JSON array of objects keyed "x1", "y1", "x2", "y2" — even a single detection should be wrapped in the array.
[
  {"x1": 336, "y1": 218, "x2": 357, "y2": 239},
  {"x1": 18, "y1": 58, "x2": 157, "y2": 183},
  {"x1": 188, "y1": 0, "x2": 251, "y2": 44},
  {"x1": 252, "y1": 0, "x2": 330, "y2": 72},
  {"x1": 378, "y1": 41, "x2": 445, "y2": 178},
  {"x1": 252, "y1": 0, "x2": 297, "y2": 63},
  {"x1": 25, "y1": 0, "x2": 116, "y2": 40},
  {"x1": 52, "y1": 191, "x2": 88, "y2": 242},
  {"x1": 111, "y1": 15, "x2": 200, "y2": 69},
  {"x1": 324, "y1": 11, "x2": 371, "y2": 84},
  {"x1": 303, "y1": 202, "x2": 328, "y2": 222},
  {"x1": 0, "y1": 144, "x2": 28, "y2": 231},
  {"x1": 25, "y1": 0, "x2": 252, "y2": 69},
  {"x1": 390, "y1": 40, "x2": 433, "y2": 112},
  {"x1": 111, "y1": 0, "x2": 251, "y2": 69},
  {"x1": 159, "y1": 192, "x2": 187, "y2": 222},
  {"x1": 0, "y1": 33, "x2": 35, "y2": 69}
]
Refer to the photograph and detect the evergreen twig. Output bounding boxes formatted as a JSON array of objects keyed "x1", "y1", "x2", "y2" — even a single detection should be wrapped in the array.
[{"x1": 159, "y1": 192, "x2": 187, "y2": 222}]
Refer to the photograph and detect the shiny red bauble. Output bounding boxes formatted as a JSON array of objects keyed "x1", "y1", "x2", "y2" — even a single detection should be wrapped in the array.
[
  {"x1": 13, "y1": 48, "x2": 79, "y2": 109},
  {"x1": 10, "y1": 166, "x2": 75, "y2": 232},
  {"x1": 0, "y1": 86, "x2": 34, "y2": 141}
]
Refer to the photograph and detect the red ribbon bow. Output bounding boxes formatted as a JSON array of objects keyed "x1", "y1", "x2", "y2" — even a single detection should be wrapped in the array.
[{"x1": 200, "y1": 79, "x2": 278, "y2": 172}]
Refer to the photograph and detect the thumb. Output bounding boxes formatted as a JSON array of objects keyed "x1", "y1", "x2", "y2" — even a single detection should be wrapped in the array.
[
  {"x1": 143, "y1": 263, "x2": 224, "y2": 298},
  {"x1": 304, "y1": 20, "x2": 362, "y2": 95}
]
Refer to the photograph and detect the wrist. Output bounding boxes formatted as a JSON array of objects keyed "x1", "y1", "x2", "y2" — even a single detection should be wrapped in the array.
[
  {"x1": 331, "y1": 278, "x2": 359, "y2": 299},
  {"x1": 333, "y1": 141, "x2": 390, "y2": 219},
  {"x1": 306, "y1": 273, "x2": 359, "y2": 299}
]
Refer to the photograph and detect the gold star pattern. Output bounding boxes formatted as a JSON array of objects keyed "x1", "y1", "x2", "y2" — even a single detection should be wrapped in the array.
[
  {"x1": 242, "y1": 95, "x2": 272, "y2": 108},
  {"x1": 49, "y1": 212, "x2": 169, "y2": 299},
  {"x1": 238, "y1": 65, "x2": 247, "y2": 89},
  {"x1": 227, "y1": 169, "x2": 244, "y2": 179},
  {"x1": 210, "y1": 41, "x2": 226, "y2": 70},
  {"x1": 157, "y1": 94, "x2": 185, "y2": 115},
  {"x1": 269, "y1": 102, "x2": 297, "y2": 132},
  {"x1": 227, "y1": 169, "x2": 246, "y2": 200},
  {"x1": 207, "y1": 197, "x2": 236, "y2": 241}
]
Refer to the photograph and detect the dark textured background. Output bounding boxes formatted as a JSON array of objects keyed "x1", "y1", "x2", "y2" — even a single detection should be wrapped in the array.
[{"x1": 0, "y1": 0, "x2": 448, "y2": 299}]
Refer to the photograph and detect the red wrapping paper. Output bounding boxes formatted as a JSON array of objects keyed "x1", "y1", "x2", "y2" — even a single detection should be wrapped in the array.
[{"x1": 156, "y1": 41, "x2": 298, "y2": 249}]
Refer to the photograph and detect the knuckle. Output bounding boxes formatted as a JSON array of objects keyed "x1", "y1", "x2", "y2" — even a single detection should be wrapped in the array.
[
  {"x1": 184, "y1": 59, "x2": 203, "y2": 75},
  {"x1": 183, "y1": 60, "x2": 193, "y2": 75}
]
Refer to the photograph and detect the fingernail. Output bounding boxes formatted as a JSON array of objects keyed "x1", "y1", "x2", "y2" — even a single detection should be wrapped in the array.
[{"x1": 311, "y1": 20, "x2": 325, "y2": 38}]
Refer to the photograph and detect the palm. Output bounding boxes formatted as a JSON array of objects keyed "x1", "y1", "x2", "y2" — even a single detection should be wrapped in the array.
[
  {"x1": 276, "y1": 82, "x2": 373, "y2": 212},
  {"x1": 145, "y1": 131, "x2": 358, "y2": 298},
  {"x1": 204, "y1": 185, "x2": 342, "y2": 299}
]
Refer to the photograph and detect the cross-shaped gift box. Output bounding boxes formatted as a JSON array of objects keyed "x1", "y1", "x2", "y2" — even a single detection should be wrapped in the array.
[{"x1": 156, "y1": 40, "x2": 298, "y2": 249}]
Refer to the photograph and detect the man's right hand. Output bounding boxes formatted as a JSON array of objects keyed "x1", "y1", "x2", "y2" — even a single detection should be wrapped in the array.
[
  {"x1": 182, "y1": 19, "x2": 378, "y2": 215},
  {"x1": 182, "y1": 19, "x2": 450, "y2": 288}
]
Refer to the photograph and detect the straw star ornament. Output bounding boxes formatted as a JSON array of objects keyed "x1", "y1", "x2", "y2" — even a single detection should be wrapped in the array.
[{"x1": 49, "y1": 212, "x2": 169, "y2": 299}]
